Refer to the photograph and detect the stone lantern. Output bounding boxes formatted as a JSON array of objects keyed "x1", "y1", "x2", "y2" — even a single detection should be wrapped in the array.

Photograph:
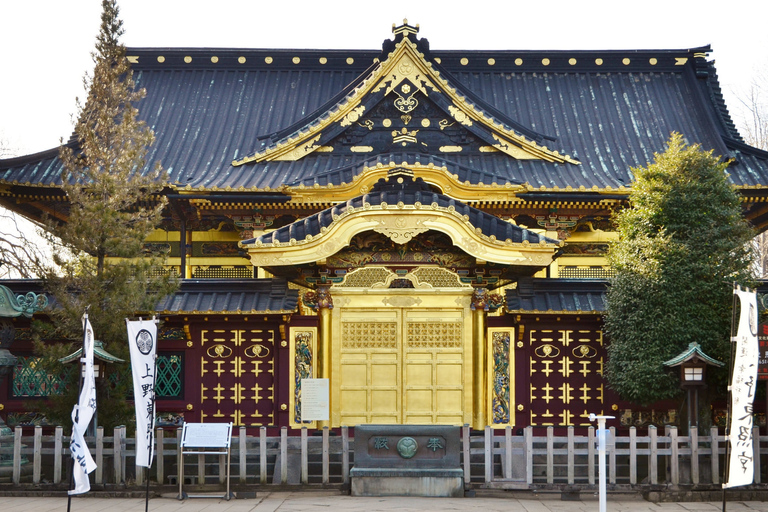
[{"x1": 664, "y1": 342, "x2": 724, "y2": 433}]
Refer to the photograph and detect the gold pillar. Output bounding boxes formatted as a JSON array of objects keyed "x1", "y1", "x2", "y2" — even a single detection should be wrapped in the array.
[
  {"x1": 472, "y1": 288, "x2": 488, "y2": 430},
  {"x1": 316, "y1": 286, "x2": 333, "y2": 429}
]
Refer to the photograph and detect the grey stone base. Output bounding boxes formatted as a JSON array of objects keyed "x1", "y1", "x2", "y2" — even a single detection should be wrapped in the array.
[{"x1": 350, "y1": 468, "x2": 464, "y2": 497}]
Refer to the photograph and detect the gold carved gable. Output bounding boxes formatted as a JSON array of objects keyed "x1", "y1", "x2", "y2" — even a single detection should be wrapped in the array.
[
  {"x1": 335, "y1": 266, "x2": 471, "y2": 290},
  {"x1": 232, "y1": 29, "x2": 579, "y2": 167}
]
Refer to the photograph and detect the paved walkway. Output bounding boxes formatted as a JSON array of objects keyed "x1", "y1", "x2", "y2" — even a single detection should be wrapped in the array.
[{"x1": 0, "y1": 491, "x2": 766, "y2": 512}]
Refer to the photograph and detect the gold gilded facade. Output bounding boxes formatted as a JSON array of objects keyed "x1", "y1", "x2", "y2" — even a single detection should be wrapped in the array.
[{"x1": 331, "y1": 294, "x2": 472, "y2": 427}]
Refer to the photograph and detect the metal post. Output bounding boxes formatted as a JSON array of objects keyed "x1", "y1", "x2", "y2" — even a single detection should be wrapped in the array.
[{"x1": 589, "y1": 413, "x2": 615, "y2": 512}]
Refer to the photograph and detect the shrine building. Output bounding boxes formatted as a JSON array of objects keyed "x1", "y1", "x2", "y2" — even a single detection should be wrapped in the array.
[{"x1": 2, "y1": 21, "x2": 768, "y2": 432}]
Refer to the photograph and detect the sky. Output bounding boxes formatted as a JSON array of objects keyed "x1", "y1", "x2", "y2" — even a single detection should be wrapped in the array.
[{"x1": 1, "y1": 0, "x2": 768, "y2": 157}]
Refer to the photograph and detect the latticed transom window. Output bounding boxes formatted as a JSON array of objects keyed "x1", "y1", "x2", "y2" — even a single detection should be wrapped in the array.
[
  {"x1": 12, "y1": 356, "x2": 74, "y2": 397},
  {"x1": 559, "y1": 266, "x2": 615, "y2": 279},
  {"x1": 192, "y1": 265, "x2": 253, "y2": 279},
  {"x1": 156, "y1": 353, "x2": 183, "y2": 398}
]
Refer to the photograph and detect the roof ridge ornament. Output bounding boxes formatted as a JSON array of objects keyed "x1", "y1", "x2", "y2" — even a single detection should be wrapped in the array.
[{"x1": 392, "y1": 19, "x2": 419, "y2": 39}]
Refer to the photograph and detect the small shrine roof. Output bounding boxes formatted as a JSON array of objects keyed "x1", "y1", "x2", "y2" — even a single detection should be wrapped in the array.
[{"x1": 663, "y1": 342, "x2": 724, "y2": 367}]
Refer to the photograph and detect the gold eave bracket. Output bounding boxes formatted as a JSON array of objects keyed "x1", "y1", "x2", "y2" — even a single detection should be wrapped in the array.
[{"x1": 285, "y1": 163, "x2": 528, "y2": 204}]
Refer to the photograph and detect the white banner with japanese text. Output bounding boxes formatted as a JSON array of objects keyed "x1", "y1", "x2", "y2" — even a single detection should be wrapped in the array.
[
  {"x1": 68, "y1": 313, "x2": 97, "y2": 495},
  {"x1": 127, "y1": 318, "x2": 157, "y2": 468},
  {"x1": 724, "y1": 287, "x2": 759, "y2": 488}
]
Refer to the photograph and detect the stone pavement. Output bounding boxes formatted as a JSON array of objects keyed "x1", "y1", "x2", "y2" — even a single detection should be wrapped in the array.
[{"x1": 0, "y1": 491, "x2": 767, "y2": 512}]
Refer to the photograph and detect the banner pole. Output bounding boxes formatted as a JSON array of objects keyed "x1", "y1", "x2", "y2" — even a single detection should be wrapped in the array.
[
  {"x1": 144, "y1": 318, "x2": 159, "y2": 512},
  {"x1": 67, "y1": 306, "x2": 90, "y2": 512}
]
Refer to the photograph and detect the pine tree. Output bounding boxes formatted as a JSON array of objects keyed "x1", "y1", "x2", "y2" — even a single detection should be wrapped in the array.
[
  {"x1": 36, "y1": 0, "x2": 177, "y2": 431},
  {"x1": 604, "y1": 133, "x2": 754, "y2": 406}
]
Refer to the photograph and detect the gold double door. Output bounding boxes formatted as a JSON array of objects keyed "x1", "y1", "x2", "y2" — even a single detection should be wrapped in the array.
[{"x1": 331, "y1": 291, "x2": 473, "y2": 426}]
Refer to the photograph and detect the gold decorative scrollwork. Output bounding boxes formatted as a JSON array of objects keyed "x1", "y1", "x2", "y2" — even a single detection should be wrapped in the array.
[
  {"x1": 534, "y1": 344, "x2": 560, "y2": 358},
  {"x1": 244, "y1": 344, "x2": 270, "y2": 358},
  {"x1": 439, "y1": 119, "x2": 454, "y2": 130},
  {"x1": 572, "y1": 344, "x2": 597, "y2": 358},
  {"x1": 340, "y1": 105, "x2": 366, "y2": 127},
  {"x1": 394, "y1": 94, "x2": 418, "y2": 114},
  {"x1": 448, "y1": 105, "x2": 472, "y2": 126},
  {"x1": 392, "y1": 127, "x2": 419, "y2": 146},
  {"x1": 207, "y1": 344, "x2": 233, "y2": 358}
]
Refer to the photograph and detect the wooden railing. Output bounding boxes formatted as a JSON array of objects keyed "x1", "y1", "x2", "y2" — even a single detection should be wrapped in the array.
[{"x1": 0, "y1": 424, "x2": 762, "y2": 489}]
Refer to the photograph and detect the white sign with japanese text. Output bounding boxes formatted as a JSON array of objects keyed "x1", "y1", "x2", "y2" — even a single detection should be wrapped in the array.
[
  {"x1": 724, "y1": 287, "x2": 758, "y2": 488},
  {"x1": 301, "y1": 378, "x2": 329, "y2": 421}
]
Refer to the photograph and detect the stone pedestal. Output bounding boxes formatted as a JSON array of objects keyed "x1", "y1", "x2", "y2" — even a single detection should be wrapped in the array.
[{"x1": 350, "y1": 425, "x2": 463, "y2": 497}]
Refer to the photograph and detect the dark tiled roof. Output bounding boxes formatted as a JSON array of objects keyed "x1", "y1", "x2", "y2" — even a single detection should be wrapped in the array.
[
  {"x1": 155, "y1": 279, "x2": 298, "y2": 314},
  {"x1": 244, "y1": 172, "x2": 558, "y2": 246},
  {"x1": 2, "y1": 39, "x2": 768, "y2": 192},
  {"x1": 0, "y1": 279, "x2": 298, "y2": 315},
  {"x1": 506, "y1": 278, "x2": 607, "y2": 313}
]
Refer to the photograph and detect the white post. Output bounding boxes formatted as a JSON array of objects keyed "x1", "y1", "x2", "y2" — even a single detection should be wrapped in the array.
[{"x1": 589, "y1": 413, "x2": 615, "y2": 512}]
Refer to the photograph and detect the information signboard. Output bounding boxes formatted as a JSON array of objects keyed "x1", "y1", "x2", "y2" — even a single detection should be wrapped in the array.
[
  {"x1": 181, "y1": 422, "x2": 232, "y2": 448},
  {"x1": 301, "y1": 378, "x2": 329, "y2": 421}
]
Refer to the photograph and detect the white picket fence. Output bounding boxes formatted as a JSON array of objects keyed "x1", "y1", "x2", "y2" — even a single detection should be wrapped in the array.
[{"x1": 0, "y1": 424, "x2": 762, "y2": 489}]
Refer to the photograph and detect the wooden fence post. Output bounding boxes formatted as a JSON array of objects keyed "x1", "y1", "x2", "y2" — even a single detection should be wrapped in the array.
[
  {"x1": 463, "y1": 424, "x2": 471, "y2": 485},
  {"x1": 753, "y1": 426, "x2": 762, "y2": 484},
  {"x1": 629, "y1": 427, "x2": 637, "y2": 485},
  {"x1": 691, "y1": 428, "x2": 699, "y2": 485},
  {"x1": 546, "y1": 426, "x2": 554, "y2": 485},
  {"x1": 342, "y1": 426, "x2": 350, "y2": 484},
  {"x1": 484, "y1": 426, "x2": 492, "y2": 484},
  {"x1": 259, "y1": 427, "x2": 267, "y2": 484},
  {"x1": 567, "y1": 426, "x2": 575, "y2": 485},
  {"x1": 113, "y1": 426, "x2": 123, "y2": 484},
  {"x1": 588, "y1": 426, "x2": 595, "y2": 485},
  {"x1": 54, "y1": 426, "x2": 63, "y2": 484},
  {"x1": 301, "y1": 427, "x2": 308, "y2": 484},
  {"x1": 670, "y1": 426, "x2": 679, "y2": 485},
  {"x1": 649, "y1": 425, "x2": 658, "y2": 485},
  {"x1": 609, "y1": 426, "x2": 617, "y2": 485},
  {"x1": 156, "y1": 428, "x2": 164, "y2": 485},
  {"x1": 32, "y1": 426, "x2": 41, "y2": 484},
  {"x1": 322, "y1": 426, "x2": 330, "y2": 484},
  {"x1": 280, "y1": 427, "x2": 288, "y2": 484},
  {"x1": 176, "y1": 427, "x2": 183, "y2": 490},
  {"x1": 711, "y1": 426, "x2": 720, "y2": 485},
  {"x1": 121, "y1": 426, "x2": 127, "y2": 484},
  {"x1": 239, "y1": 426, "x2": 246, "y2": 484},
  {"x1": 505, "y1": 425, "x2": 512, "y2": 480},
  {"x1": 12, "y1": 426, "x2": 21, "y2": 485},
  {"x1": 95, "y1": 427, "x2": 104, "y2": 484},
  {"x1": 525, "y1": 426, "x2": 533, "y2": 485}
]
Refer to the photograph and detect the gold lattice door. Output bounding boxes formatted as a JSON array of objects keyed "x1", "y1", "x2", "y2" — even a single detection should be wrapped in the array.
[{"x1": 335, "y1": 307, "x2": 466, "y2": 426}]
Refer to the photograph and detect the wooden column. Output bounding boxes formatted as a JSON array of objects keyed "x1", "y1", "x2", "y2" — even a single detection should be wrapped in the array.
[
  {"x1": 317, "y1": 285, "x2": 333, "y2": 429},
  {"x1": 472, "y1": 288, "x2": 488, "y2": 430}
]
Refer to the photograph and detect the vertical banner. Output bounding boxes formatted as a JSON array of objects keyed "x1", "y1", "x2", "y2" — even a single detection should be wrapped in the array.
[
  {"x1": 724, "y1": 287, "x2": 759, "y2": 488},
  {"x1": 69, "y1": 313, "x2": 97, "y2": 495},
  {"x1": 127, "y1": 318, "x2": 157, "y2": 468}
]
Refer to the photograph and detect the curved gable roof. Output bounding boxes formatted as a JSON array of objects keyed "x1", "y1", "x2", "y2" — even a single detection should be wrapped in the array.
[{"x1": 240, "y1": 169, "x2": 561, "y2": 268}]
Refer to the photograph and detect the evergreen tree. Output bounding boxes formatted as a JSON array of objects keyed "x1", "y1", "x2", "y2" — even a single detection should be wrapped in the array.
[
  {"x1": 604, "y1": 133, "x2": 754, "y2": 406},
  {"x1": 35, "y1": 0, "x2": 177, "y2": 431}
]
